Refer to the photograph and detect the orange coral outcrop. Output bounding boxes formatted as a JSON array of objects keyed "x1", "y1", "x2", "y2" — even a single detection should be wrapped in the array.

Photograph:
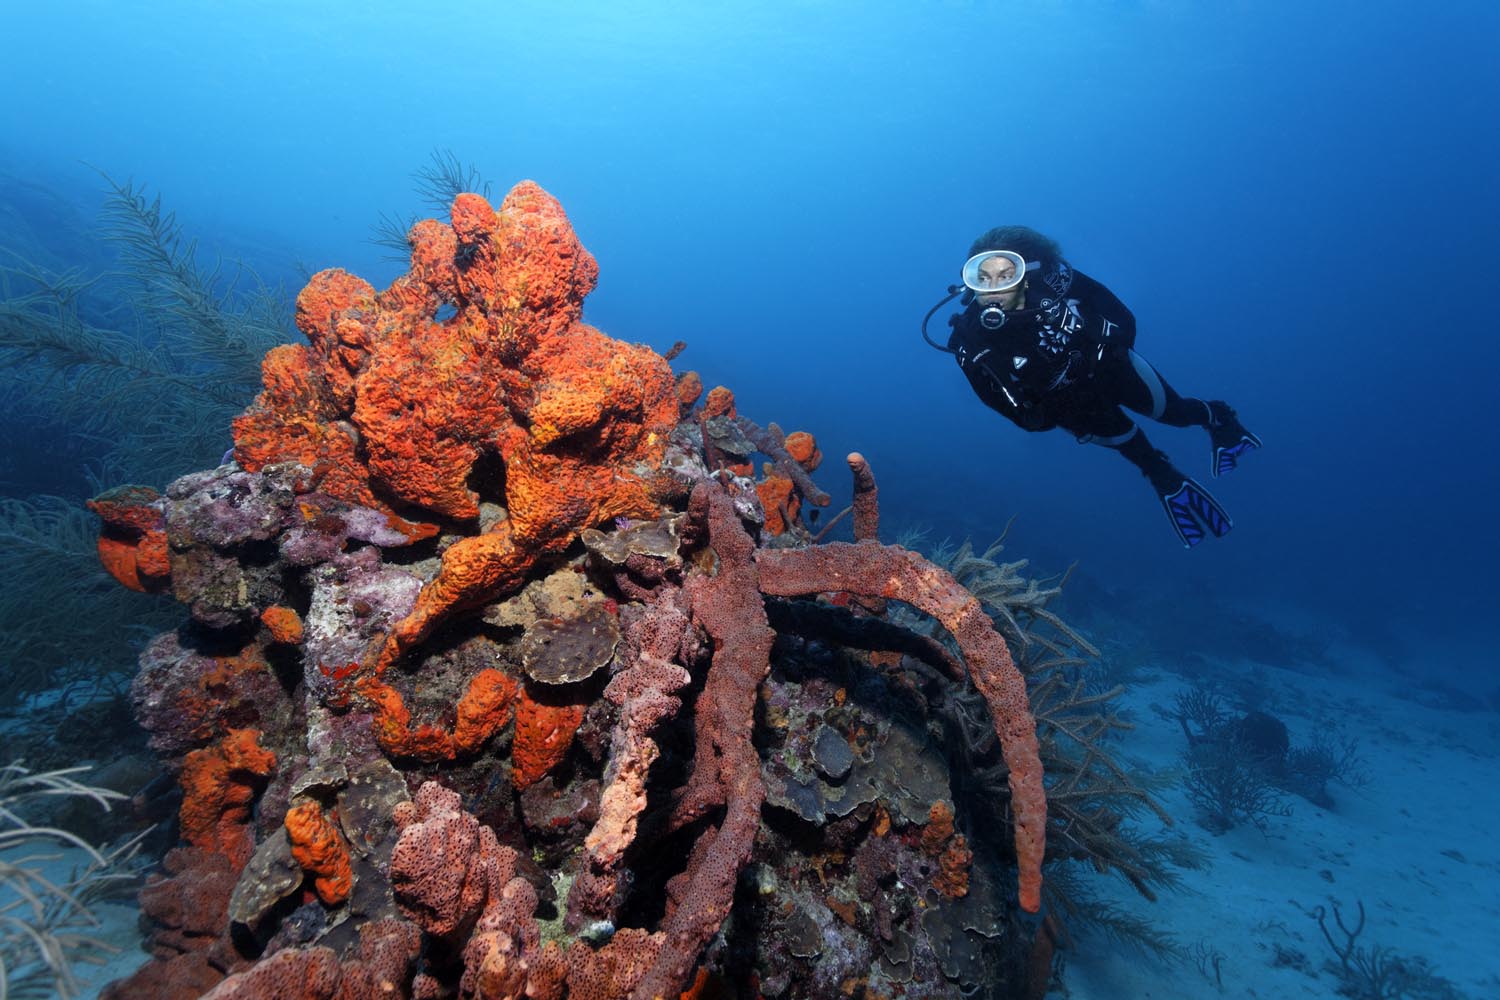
[
  {"x1": 260, "y1": 605, "x2": 304, "y2": 645},
  {"x1": 178, "y1": 728, "x2": 277, "y2": 869},
  {"x1": 454, "y1": 668, "x2": 521, "y2": 755},
  {"x1": 231, "y1": 181, "x2": 679, "y2": 680},
  {"x1": 236, "y1": 181, "x2": 672, "y2": 532},
  {"x1": 680, "y1": 968, "x2": 734, "y2": 1000},
  {"x1": 355, "y1": 666, "x2": 520, "y2": 764},
  {"x1": 921, "y1": 800, "x2": 957, "y2": 855},
  {"x1": 755, "y1": 471, "x2": 799, "y2": 536},
  {"x1": 355, "y1": 676, "x2": 454, "y2": 763},
  {"x1": 512, "y1": 683, "x2": 589, "y2": 790},
  {"x1": 676, "y1": 370, "x2": 704, "y2": 412},
  {"x1": 87, "y1": 485, "x2": 170, "y2": 593},
  {"x1": 373, "y1": 523, "x2": 535, "y2": 674},
  {"x1": 936, "y1": 834, "x2": 974, "y2": 899},
  {"x1": 284, "y1": 800, "x2": 354, "y2": 906},
  {"x1": 783, "y1": 430, "x2": 822, "y2": 471},
  {"x1": 293, "y1": 268, "x2": 380, "y2": 410},
  {"x1": 921, "y1": 800, "x2": 972, "y2": 898},
  {"x1": 233, "y1": 346, "x2": 368, "y2": 499},
  {"x1": 507, "y1": 323, "x2": 676, "y2": 539},
  {"x1": 701, "y1": 385, "x2": 736, "y2": 419}
]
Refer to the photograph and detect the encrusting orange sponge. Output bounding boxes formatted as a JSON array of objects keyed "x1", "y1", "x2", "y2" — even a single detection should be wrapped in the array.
[
  {"x1": 284, "y1": 800, "x2": 354, "y2": 906},
  {"x1": 783, "y1": 430, "x2": 822, "y2": 471},
  {"x1": 260, "y1": 605, "x2": 304, "y2": 645},
  {"x1": 512, "y1": 684, "x2": 589, "y2": 790},
  {"x1": 87, "y1": 485, "x2": 170, "y2": 593},
  {"x1": 755, "y1": 472, "x2": 799, "y2": 536},
  {"x1": 178, "y1": 728, "x2": 277, "y2": 869}
]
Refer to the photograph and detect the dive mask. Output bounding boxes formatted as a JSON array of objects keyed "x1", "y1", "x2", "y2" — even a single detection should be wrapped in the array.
[
  {"x1": 962, "y1": 250, "x2": 1029, "y2": 294},
  {"x1": 961, "y1": 250, "x2": 1033, "y2": 329}
]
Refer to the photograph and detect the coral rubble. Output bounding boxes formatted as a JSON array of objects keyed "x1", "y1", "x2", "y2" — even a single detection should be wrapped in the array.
[{"x1": 95, "y1": 181, "x2": 1050, "y2": 1000}]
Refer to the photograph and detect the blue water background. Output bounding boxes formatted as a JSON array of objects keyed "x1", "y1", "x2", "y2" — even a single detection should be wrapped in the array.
[{"x1": 3, "y1": 1, "x2": 1496, "y2": 671}]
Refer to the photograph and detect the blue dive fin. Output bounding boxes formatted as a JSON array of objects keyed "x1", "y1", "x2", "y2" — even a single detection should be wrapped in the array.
[
  {"x1": 1212, "y1": 429, "x2": 1263, "y2": 478},
  {"x1": 1161, "y1": 477, "x2": 1233, "y2": 548}
]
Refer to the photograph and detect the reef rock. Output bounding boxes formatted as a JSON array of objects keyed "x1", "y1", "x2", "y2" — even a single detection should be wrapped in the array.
[{"x1": 95, "y1": 181, "x2": 1049, "y2": 1000}]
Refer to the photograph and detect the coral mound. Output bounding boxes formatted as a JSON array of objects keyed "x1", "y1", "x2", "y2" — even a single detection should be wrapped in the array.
[
  {"x1": 234, "y1": 179, "x2": 676, "y2": 542},
  {"x1": 95, "y1": 181, "x2": 1050, "y2": 1000}
]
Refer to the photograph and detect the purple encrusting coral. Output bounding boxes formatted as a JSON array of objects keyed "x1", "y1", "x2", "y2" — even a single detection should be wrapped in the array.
[{"x1": 300, "y1": 547, "x2": 422, "y2": 708}]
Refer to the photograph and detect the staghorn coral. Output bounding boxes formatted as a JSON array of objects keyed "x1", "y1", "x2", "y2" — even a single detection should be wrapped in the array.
[{"x1": 92, "y1": 181, "x2": 1075, "y2": 999}]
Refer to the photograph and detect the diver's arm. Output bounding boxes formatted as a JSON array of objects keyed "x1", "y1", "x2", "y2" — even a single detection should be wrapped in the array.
[
  {"x1": 960, "y1": 361, "x2": 1023, "y2": 420},
  {"x1": 1068, "y1": 270, "x2": 1136, "y2": 346},
  {"x1": 949, "y1": 313, "x2": 1025, "y2": 422}
]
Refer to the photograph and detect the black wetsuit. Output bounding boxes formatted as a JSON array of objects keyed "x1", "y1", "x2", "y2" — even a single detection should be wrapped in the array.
[{"x1": 946, "y1": 261, "x2": 1212, "y2": 480}]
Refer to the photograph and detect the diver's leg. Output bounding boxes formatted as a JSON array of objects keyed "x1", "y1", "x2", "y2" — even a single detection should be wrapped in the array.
[
  {"x1": 1106, "y1": 350, "x2": 1261, "y2": 477},
  {"x1": 1101, "y1": 424, "x2": 1233, "y2": 548},
  {"x1": 1108, "y1": 350, "x2": 1213, "y2": 426},
  {"x1": 1203, "y1": 400, "x2": 1263, "y2": 477}
]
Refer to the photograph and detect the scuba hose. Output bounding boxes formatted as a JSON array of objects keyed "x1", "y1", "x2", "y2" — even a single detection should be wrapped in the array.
[
  {"x1": 921, "y1": 285, "x2": 965, "y2": 355},
  {"x1": 921, "y1": 284, "x2": 1018, "y2": 354}
]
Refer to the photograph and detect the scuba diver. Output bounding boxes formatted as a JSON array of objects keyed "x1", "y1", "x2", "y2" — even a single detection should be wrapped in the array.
[{"x1": 922, "y1": 226, "x2": 1261, "y2": 548}]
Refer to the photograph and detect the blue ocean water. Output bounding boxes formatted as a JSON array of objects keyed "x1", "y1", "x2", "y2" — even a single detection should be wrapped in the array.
[
  {"x1": 2, "y1": 0, "x2": 1497, "y2": 994},
  {"x1": 10, "y1": 0, "x2": 1495, "y2": 649}
]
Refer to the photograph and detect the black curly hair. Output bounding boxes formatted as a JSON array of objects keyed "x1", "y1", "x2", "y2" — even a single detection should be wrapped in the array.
[{"x1": 967, "y1": 225, "x2": 1064, "y2": 265}]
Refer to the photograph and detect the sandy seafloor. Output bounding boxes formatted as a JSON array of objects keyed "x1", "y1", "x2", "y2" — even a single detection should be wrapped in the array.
[
  {"x1": 1056, "y1": 626, "x2": 1500, "y2": 1000},
  {"x1": 14, "y1": 616, "x2": 1498, "y2": 1000}
]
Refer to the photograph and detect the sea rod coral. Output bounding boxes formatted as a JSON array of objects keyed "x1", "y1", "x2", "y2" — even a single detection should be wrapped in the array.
[{"x1": 94, "y1": 180, "x2": 1049, "y2": 999}]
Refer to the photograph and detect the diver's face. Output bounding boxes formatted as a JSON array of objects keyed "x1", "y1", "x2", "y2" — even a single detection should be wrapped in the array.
[{"x1": 976, "y1": 256, "x2": 1024, "y2": 308}]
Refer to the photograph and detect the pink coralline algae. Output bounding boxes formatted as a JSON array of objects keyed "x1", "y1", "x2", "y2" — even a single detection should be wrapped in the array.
[{"x1": 93, "y1": 180, "x2": 1052, "y2": 1000}]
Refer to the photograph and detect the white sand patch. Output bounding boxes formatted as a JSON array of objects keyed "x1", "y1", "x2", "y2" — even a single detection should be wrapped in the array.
[
  {"x1": 1056, "y1": 639, "x2": 1500, "y2": 999},
  {"x1": 0, "y1": 843, "x2": 148, "y2": 1000},
  {"x1": 74, "y1": 897, "x2": 150, "y2": 1000}
]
